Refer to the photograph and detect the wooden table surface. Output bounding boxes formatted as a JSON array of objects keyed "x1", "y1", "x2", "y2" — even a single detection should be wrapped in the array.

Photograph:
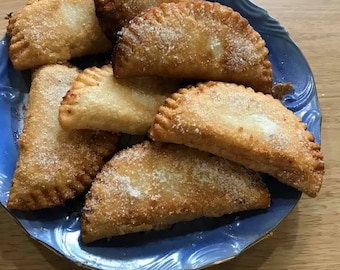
[{"x1": 0, "y1": 0, "x2": 339, "y2": 269}]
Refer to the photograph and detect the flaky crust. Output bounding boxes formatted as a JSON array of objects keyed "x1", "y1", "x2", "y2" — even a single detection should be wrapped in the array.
[
  {"x1": 94, "y1": 0, "x2": 185, "y2": 42},
  {"x1": 114, "y1": 0, "x2": 273, "y2": 93},
  {"x1": 59, "y1": 64, "x2": 181, "y2": 135},
  {"x1": 149, "y1": 82, "x2": 324, "y2": 197},
  {"x1": 81, "y1": 141, "x2": 270, "y2": 243},
  {"x1": 7, "y1": 0, "x2": 112, "y2": 70},
  {"x1": 7, "y1": 64, "x2": 118, "y2": 210}
]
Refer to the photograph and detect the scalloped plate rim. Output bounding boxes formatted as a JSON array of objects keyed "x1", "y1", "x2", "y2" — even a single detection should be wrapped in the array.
[{"x1": 0, "y1": 0, "x2": 320, "y2": 269}]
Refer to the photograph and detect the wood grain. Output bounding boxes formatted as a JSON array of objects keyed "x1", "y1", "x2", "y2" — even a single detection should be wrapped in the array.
[{"x1": 0, "y1": 0, "x2": 339, "y2": 269}]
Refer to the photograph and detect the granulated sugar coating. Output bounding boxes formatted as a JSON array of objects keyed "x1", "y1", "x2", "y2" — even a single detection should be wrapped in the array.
[
  {"x1": 81, "y1": 141, "x2": 270, "y2": 243},
  {"x1": 114, "y1": 0, "x2": 273, "y2": 93},
  {"x1": 7, "y1": 0, "x2": 112, "y2": 70},
  {"x1": 150, "y1": 81, "x2": 324, "y2": 197},
  {"x1": 94, "y1": 0, "x2": 185, "y2": 42},
  {"x1": 7, "y1": 64, "x2": 118, "y2": 210}
]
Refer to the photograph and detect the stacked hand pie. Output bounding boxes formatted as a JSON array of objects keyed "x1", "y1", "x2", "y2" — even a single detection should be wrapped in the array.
[{"x1": 6, "y1": 0, "x2": 324, "y2": 244}]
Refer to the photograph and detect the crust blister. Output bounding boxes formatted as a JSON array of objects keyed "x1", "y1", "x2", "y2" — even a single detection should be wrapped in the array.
[
  {"x1": 114, "y1": 0, "x2": 273, "y2": 93},
  {"x1": 149, "y1": 81, "x2": 324, "y2": 197},
  {"x1": 81, "y1": 141, "x2": 270, "y2": 243},
  {"x1": 7, "y1": 64, "x2": 118, "y2": 210},
  {"x1": 59, "y1": 64, "x2": 182, "y2": 135}
]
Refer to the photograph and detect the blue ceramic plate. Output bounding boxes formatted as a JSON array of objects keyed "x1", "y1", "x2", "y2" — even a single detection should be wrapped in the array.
[{"x1": 0, "y1": 1, "x2": 321, "y2": 269}]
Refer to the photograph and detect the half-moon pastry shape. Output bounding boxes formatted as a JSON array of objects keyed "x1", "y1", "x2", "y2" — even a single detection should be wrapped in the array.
[
  {"x1": 149, "y1": 82, "x2": 324, "y2": 197},
  {"x1": 81, "y1": 141, "x2": 270, "y2": 243},
  {"x1": 7, "y1": 0, "x2": 112, "y2": 70},
  {"x1": 7, "y1": 64, "x2": 118, "y2": 210},
  {"x1": 113, "y1": 0, "x2": 273, "y2": 93},
  {"x1": 59, "y1": 64, "x2": 181, "y2": 135}
]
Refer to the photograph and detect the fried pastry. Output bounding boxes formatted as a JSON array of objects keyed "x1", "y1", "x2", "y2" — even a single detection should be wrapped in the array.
[
  {"x1": 94, "y1": 0, "x2": 186, "y2": 42},
  {"x1": 7, "y1": 0, "x2": 112, "y2": 70},
  {"x1": 149, "y1": 82, "x2": 324, "y2": 197},
  {"x1": 7, "y1": 64, "x2": 118, "y2": 210},
  {"x1": 113, "y1": 0, "x2": 273, "y2": 93},
  {"x1": 59, "y1": 64, "x2": 181, "y2": 135},
  {"x1": 271, "y1": 82, "x2": 294, "y2": 99},
  {"x1": 81, "y1": 141, "x2": 270, "y2": 243}
]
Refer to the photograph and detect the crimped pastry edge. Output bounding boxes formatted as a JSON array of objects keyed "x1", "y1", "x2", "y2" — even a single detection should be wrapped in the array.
[
  {"x1": 150, "y1": 81, "x2": 324, "y2": 197},
  {"x1": 114, "y1": 0, "x2": 273, "y2": 93}
]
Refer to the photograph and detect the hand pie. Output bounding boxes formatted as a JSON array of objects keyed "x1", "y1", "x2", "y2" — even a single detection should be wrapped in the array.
[
  {"x1": 94, "y1": 0, "x2": 186, "y2": 42},
  {"x1": 81, "y1": 141, "x2": 270, "y2": 243},
  {"x1": 7, "y1": 0, "x2": 112, "y2": 70},
  {"x1": 149, "y1": 82, "x2": 324, "y2": 197},
  {"x1": 7, "y1": 64, "x2": 118, "y2": 210},
  {"x1": 59, "y1": 64, "x2": 181, "y2": 135},
  {"x1": 113, "y1": 0, "x2": 273, "y2": 93}
]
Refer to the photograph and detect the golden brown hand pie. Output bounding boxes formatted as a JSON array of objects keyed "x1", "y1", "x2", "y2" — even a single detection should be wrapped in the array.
[
  {"x1": 113, "y1": 0, "x2": 273, "y2": 93},
  {"x1": 94, "y1": 0, "x2": 186, "y2": 42},
  {"x1": 7, "y1": 0, "x2": 112, "y2": 70},
  {"x1": 7, "y1": 64, "x2": 118, "y2": 210},
  {"x1": 59, "y1": 64, "x2": 181, "y2": 135},
  {"x1": 149, "y1": 81, "x2": 324, "y2": 197},
  {"x1": 81, "y1": 141, "x2": 270, "y2": 243}
]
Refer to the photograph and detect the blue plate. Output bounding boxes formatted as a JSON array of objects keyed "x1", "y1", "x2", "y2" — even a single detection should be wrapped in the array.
[{"x1": 0, "y1": 1, "x2": 321, "y2": 269}]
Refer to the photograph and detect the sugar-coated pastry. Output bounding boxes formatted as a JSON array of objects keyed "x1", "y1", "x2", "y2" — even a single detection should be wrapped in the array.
[
  {"x1": 149, "y1": 81, "x2": 324, "y2": 197},
  {"x1": 7, "y1": 0, "x2": 112, "y2": 70},
  {"x1": 114, "y1": 0, "x2": 273, "y2": 93},
  {"x1": 7, "y1": 64, "x2": 118, "y2": 210},
  {"x1": 59, "y1": 64, "x2": 181, "y2": 135},
  {"x1": 94, "y1": 0, "x2": 186, "y2": 42},
  {"x1": 81, "y1": 141, "x2": 270, "y2": 243}
]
